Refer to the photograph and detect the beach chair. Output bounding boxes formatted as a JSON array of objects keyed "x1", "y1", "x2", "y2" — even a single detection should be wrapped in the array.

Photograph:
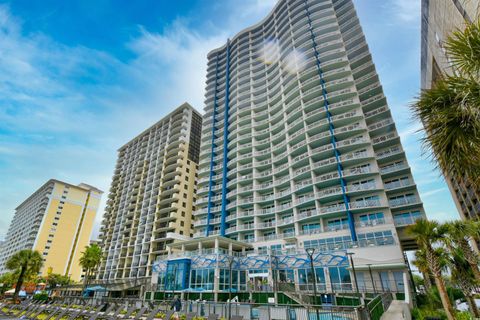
[
  {"x1": 24, "y1": 300, "x2": 54, "y2": 318},
  {"x1": 144, "y1": 304, "x2": 164, "y2": 320},
  {"x1": 4, "y1": 300, "x2": 30, "y2": 315},
  {"x1": 162, "y1": 310, "x2": 174, "y2": 320},
  {"x1": 44, "y1": 304, "x2": 68, "y2": 320},
  {"x1": 17, "y1": 299, "x2": 39, "y2": 315},
  {"x1": 65, "y1": 300, "x2": 96, "y2": 320},
  {"x1": 89, "y1": 303, "x2": 117, "y2": 320},
  {"x1": 132, "y1": 306, "x2": 148, "y2": 319},
  {"x1": 107, "y1": 304, "x2": 127, "y2": 320},
  {"x1": 185, "y1": 312, "x2": 197, "y2": 320},
  {"x1": 121, "y1": 305, "x2": 138, "y2": 319},
  {"x1": 85, "y1": 303, "x2": 107, "y2": 318}
]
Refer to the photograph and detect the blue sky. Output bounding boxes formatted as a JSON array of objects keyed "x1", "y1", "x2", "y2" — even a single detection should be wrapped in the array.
[{"x1": 0, "y1": 0, "x2": 458, "y2": 240}]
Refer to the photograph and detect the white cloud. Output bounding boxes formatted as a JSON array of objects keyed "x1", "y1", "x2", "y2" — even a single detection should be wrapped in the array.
[
  {"x1": 388, "y1": 0, "x2": 421, "y2": 24},
  {"x1": 0, "y1": 1, "x2": 280, "y2": 239},
  {"x1": 420, "y1": 187, "x2": 446, "y2": 198}
]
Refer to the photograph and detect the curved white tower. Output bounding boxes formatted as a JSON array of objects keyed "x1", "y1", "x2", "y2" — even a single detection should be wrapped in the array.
[{"x1": 195, "y1": 0, "x2": 424, "y2": 253}]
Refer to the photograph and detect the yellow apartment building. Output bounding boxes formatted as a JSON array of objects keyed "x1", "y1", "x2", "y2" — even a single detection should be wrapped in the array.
[{"x1": 0, "y1": 180, "x2": 103, "y2": 282}]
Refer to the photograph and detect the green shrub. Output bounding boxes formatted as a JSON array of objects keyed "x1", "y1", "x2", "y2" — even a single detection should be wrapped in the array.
[
  {"x1": 455, "y1": 311, "x2": 473, "y2": 320},
  {"x1": 33, "y1": 291, "x2": 49, "y2": 301}
]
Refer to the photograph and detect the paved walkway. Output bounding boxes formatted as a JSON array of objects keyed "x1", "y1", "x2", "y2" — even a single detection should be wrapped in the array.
[{"x1": 380, "y1": 300, "x2": 411, "y2": 320}]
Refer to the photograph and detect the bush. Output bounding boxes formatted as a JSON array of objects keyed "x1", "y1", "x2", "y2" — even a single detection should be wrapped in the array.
[
  {"x1": 455, "y1": 312, "x2": 473, "y2": 320},
  {"x1": 32, "y1": 291, "x2": 49, "y2": 301},
  {"x1": 412, "y1": 306, "x2": 447, "y2": 320}
]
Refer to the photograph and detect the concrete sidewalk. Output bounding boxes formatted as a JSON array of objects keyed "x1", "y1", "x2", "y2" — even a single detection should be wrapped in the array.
[{"x1": 380, "y1": 300, "x2": 411, "y2": 320}]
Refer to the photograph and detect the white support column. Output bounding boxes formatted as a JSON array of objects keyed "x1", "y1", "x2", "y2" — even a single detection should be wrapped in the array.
[{"x1": 403, "y1": 271, "x2": 412, "y2": 307}]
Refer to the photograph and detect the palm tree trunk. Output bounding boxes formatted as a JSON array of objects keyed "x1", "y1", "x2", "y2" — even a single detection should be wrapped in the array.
[
  {"x1": 460, "y1": 240, "x2": 480, "y2": 281},
  {"x1": 433, "y1": 274, "x2": 455, "y2": 320},
  {"x1": 13, "y1": 266, "x2": 26, "y2": 302},
  {"x1": 466, "y1": 294, "x2": 480, "y2": 318},
  {"x1": 421, "y1": 272, "x2": 432, "y2": 291},
  {"x1": 470, "y1": 264, "x2": 480, "y2": 282},
  {"x1": 83, "y1": 267, "x2": 89, "y2": 292}
]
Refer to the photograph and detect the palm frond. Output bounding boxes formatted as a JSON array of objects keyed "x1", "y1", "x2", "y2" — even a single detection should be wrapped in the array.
[
  {"x1": 444, "y1": 19, "x2": 480, "y2": 77},
  {"x1": 411, "y1": 75, "x2": 480, "y2": 187}
]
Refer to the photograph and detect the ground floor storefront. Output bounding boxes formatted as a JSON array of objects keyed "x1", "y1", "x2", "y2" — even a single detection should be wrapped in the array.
[{"x1": 150, "y1": 236, "x2": 411, "y2": 304}]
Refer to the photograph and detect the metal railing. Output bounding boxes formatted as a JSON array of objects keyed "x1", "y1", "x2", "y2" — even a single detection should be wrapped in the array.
[
  {"x1": 366, "y1": 293, "x2": 393, "y2": 320},
  {"x1": 22, "y1": 291, "x2": 398, "y2": 320}
]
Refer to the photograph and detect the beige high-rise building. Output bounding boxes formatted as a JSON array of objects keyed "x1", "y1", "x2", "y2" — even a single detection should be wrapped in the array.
[
  {"x1": 421, "y1": 0, "x2": 480, "y2": 220},
  {"x1": 0, "y1": 180, "x2": 103, "y2": 281},
  {"x1": 97, "y1": 103, "x2": 202, "y2": 285}
]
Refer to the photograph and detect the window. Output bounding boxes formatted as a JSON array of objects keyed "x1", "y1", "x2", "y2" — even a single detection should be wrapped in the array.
[
  {"x1": 244, "y1": 234, "x2": 254, "y2": 242},
  {"x1": 327, "y1": 218, "x2": 349, "y2": 231},
  {"x1": 180, "y1": 221, "x2": 184, "y2": 227},
  {"x1": 358, "y1": 213, "x2": 384, "y2": 226},
  {"x1": 302, "y1": 223, "x2": 320, "y2": 234},
  {"x1": 393, "y1": 211, "x2": 422, "y2": 226},
  {"x1": 258, "y1": 246, "x2": 268, "y2": 254},
  {"x1": 329, "y1": 267, "x2": 352, "y2": 291},
  {"x1": 182, "y1": 202, "x2": 187, "y2": 208},
  {"x1": 183, "y1": 194, "x2": 187, "y2": 199},
  {"x1": 357, "y1": 230, "x2": 394, "y2": 246},
  {"x1": 298, "y1": 267, "x2": 326, "y2": 291},
  {"x1": 181, "y1": 212, "x2": 185, "y2": 217},
  {"x1": 270, "y1": 244, "x2": 282, "y2": 255},
  {"x1": 190, "y1": 269, "x2": 214, "y2": 290}
]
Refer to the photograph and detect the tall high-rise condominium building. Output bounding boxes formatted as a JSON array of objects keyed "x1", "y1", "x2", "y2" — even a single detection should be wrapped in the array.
[
  {"x1": 152, "y1": 0, "x2": 425, "y2": 301},
  {"x1": 421, "y1": 0, "x2": 480, "y2": 220},
  {"x1": 98, "y1": 103, "x2": 202, "y2": 285},
  {"x1": 0, "y1": 180, "x2": 102, "y2": 282}
]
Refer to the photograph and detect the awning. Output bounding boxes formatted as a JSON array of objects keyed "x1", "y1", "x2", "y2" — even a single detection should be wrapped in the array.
[{"x1": 86, "y1": 286, "x2": 106, "y2": 292}]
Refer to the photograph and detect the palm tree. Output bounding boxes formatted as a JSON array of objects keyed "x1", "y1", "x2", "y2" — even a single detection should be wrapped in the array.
[
  {"x1": 444, "y1": 220, "x2": 480, "y2": 281},
  {"x1": 411, "y1": 20, "x2": 480, "y2": 187},
  {"x1": 450, "y1": 248, "x2": 480, "y2": 317},
  {"x1": 5, "y1": 250, "x2": 43, "y2": 301},
  {"x1": 79, "y1": 244, "x2": 102, "y2": 289},
  {"x1": 408, "y1": 219, "x2": 456, "y2": 320},
  {"x1": 412, "y1": 249, "x2": 433, "y2": 292}
]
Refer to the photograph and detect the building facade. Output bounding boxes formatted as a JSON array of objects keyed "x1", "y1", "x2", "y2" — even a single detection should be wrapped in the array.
[
  {"x1": 421, "y1": 0, "x2": 480, "y2": 220},
  {"x1": 152, "y1": 0, "x2": 425, "y2": 301},
  {"x1": 97, "y1": 103, "x2": 202, "y2": 286},
  {"x1": 0, "y1": 180, "x2": 102, "y2": 282}
]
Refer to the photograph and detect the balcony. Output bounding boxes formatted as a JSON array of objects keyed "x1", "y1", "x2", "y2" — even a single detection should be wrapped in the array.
[
  {"x1": 394, "y1": 215, "x2": 422, "y2": 227},
  {"x1": 389, "y1": 196, "x2": 420, "y2": 208},
  {"x1": 385, "y1": 179, "x2": 414, "y2": 191}
]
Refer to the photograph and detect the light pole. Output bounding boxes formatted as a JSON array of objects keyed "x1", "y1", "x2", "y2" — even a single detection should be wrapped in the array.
[
  {"x1": 346, "y1": 252, "x2": 360, "y2": 302},
  {"x1": 367, "y1": 264, "x2": 376, "y2": 294},
  {"x1": 305, "y1": 248, "x2": 320, "y2": 320},
  {"x1": 273, "y1": 256, "x2": 279, "y2": 304},
  {"x1": 227, "y1": 256, "x2": 234, "y2": 320}
]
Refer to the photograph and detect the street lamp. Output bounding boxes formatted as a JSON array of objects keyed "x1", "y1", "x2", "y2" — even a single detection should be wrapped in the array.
[
  {"x1": 346, "y1": 252, "x2": 360, "y2": 297},
  {"x1": 305, "y1": 248, "x2": 320, "y2": 320},
  {"x1": 272, "y1": 256, "x2": 279, "y2": 304},
  {"x1": 366, "y1": 264, "x2": 376, "y2": 294},
  {"x1": 227, "y1": 256, "x2": 235, "y2": 320}
]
